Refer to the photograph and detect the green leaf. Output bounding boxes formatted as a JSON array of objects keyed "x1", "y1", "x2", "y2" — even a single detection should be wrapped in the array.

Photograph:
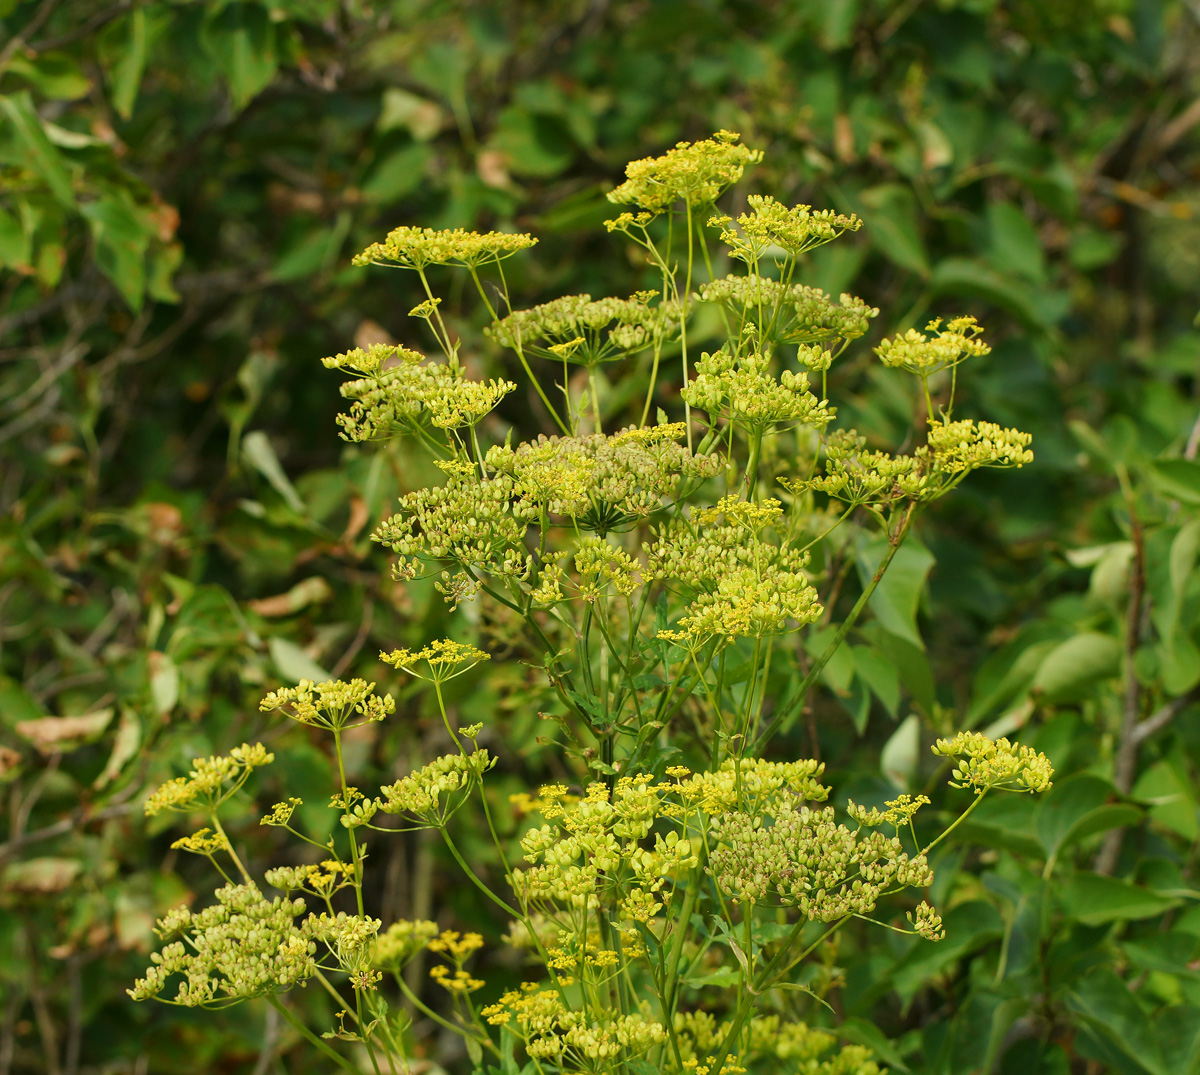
[
  {"x1": 5, "y1": 53, "x2": 91, "y2": 100},
  {"x1": 0, "y1": 92, "x2": 74, "y2": 206},
  {"x1": 928, "y1": 256, "x2": 1067, "y2": 329},
  {"x1": 110, "y1": 8, "x2": 149, "y2": 119},
  {"x1": 881, "y1": 713, "x2": 921, "y2": 790},
  {"x1": 1131, "y1": 759, "x2": 1199, "y2": 841},
  {"x1": 858, "y1": 183, "x2": 930, "y2": 277},
  {"x1": 850, "y1": 643, "x2": 901, "y2": 717},
  {"x1": 268, "y1": 637, "x2": 331, "y2": 684},
  {"x1": 94, "y1": 707, "x2": 142, "y2": 790},
  {"x1": 0, "y1": 205, "x2": 30, "y2": 270},
  {"x1": 857, "y1": 537, "x2": 934, "y2": 650},
  {"x1": 837, "y1": 1017, "x2": 912, "y2": 1073},
  {"x1": 242, "y1": 430, "x2": 306, "y2": 514},
  {"x1": 1036, "y1": 773, "x2": 1142, "y2": 872},
  {"x1": 360, "y1": 144, "x2": 433, "y2": 203},
  {"x1": 206, "y1": 3, "x2": 277, "y2": 110},
  {"x1": 1030, "y1": 632, "x2": 1122, "y2": 703},
  {"x1": 1061, "y1": 873, "x2": 1177, "y2": 926},
  {"x1": 1149, "y1": 458, "x2": 1200, "y2": 506},
  {"x1": 80, "y1": 192, "x2": 151, "y2": 310},
  {"x1": 805, "y1": 625, "x2": 855, "y2": 694},
  {"x1": 147, "y1": 650, "x2": 179, "y2": 715}
]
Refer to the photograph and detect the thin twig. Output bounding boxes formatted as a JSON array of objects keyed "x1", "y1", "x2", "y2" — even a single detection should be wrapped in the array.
[{"x1": 1133, "y1": 690, "x2": 1200, "y2": 744}]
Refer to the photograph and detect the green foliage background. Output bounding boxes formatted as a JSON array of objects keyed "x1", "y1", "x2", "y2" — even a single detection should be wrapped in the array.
[{"x1": 2, "y1": 0, "x2": 1200, "y2": 1072}]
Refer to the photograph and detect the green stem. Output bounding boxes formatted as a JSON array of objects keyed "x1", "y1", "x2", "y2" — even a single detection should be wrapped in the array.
[
  {"x1": 754, "y1": 505, "x2": 915, "y2": 751},
  {"x1": 266, "y1": 994, "x2": 359, "y2": 1074},
  {"x1": 210, "y1": 814, "x2": 252, "y2": 885},
  {"x1": 440, "y1": 829, "x2": 520, "y2": 917},
  {"x1": 332, "y1": 728, "x2": 366, "y2": 918}
]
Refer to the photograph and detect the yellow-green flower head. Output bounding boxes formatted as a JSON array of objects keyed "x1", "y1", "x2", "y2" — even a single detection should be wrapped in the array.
[
  {"x1": 266, "y1": 860, "x2": 355, "y2": 897},
  {"x1": 698, "y1": 274, "x2": 878, "y2": 348},
  {"x1": 783, "y1": 428, "x2": 931, "y2": 507},
  {"x1": 376, "y1": 749, "x2": 495, "y2": 826},
  {"x1": 259, "y1": 678, "x2": 395, "y2": 729},
  {"x1": 169, "y1": 828, "x2": 228, "y2": 855},
  {"x1": 323, "y1": 343, "x2": 516, "y2": 441},
  {"x1": 709, "y1": 804, "x2": 933, "y2": 914},
  {"x1": 379, "y1": 639, "x2": 490, "y2": 680},
  {"x1": 487, "y1": 292, "x2": 683, "y2": 365},
  {"x1": 606, "y1": 130, "x2": 763, "y2": 212},
  {"x1": 143, "y1": 743, "x2": 274, "y2": 817},
  {"x1": 932, "y1": 731, "x2": 1054, "y2": 793},
  {"x1": 373, "y1": 919, "x2": 439, "y2": 970},
  {"x1": 352, "y1": 226, "x2": 537, "y2": 270},
  {"x1": 874, "y1": 316, "x2": 990, "y2": 377},
  {"x1": 710, "y1": 196, "x2": 863, "y2": 261},
  {"x1": 926, "y1": 418, "x2": 1034, "y2": 474},
  {"x1": 682, "y1": 348, "x2": 834, "y2": 434},
  {"x1": 128, "y1": 883, "x2": 314, "y2": 1006}
]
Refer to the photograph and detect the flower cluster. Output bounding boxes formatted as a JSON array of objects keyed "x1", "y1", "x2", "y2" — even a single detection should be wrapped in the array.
[
  {"x1": 874, "y1": 316, "x2": 991, "y2": 378},
  {"x1": 926, "y1": 418, "x2": 1035, "y2": 474},
  {"x1": 678, "y1": 1012, "x2": 879, "y2": 1075},
  {"x1": 322, "y1": 344, "x2": 515, "y2": 440},
  {"x1": 649, "y1": 500, "x2": 823, "y2": 642},
  {"x1": 707, "y1": 804, "x2": 934, "y2": 915},
  {"x1": 482, "y1": 985, "x2": 667, "y2": 1064},
  {"x1": 709, "y1": 195, "x2": 863, "y2": 261},
  {"x1": 932, "y1": 732, "x2": 1054, "y2": 793},
  {"x1": 379, "y1": 639, "x2": 490, "y2": 681},
  {"x1": 143, "y1": 743, "x2": 273, "y2": 818},
  {"x1": 129, "y1": 883, "x2": 314, "y2": 1006},
  {"x1": 352, "y1": 226, "x2": 537, "y2": 270},
  {"x1": 375, "y1": 749, "x2": 495, "y2": 827},
  {"x1": 682, "y1": 349, "x2": 833, "y2": 434},
  {"x1": 374, "y1": 918, "x2": 440, "y2": 970},
  {"x1": 265, "y1": 859, "x2": 356, "y2": 898},
  {"x1": 259, "y1": 678, "x2": 394, "y2": 730},
  {"x1": 427, "y1": 929, "x2": 486, "y2": 994},
  {"x1": 698, "y1": 274, "x2": 878, "y2": 349},
  {"x1": 783, "y1": 429, "x2": 929, "y2": 508},
  {"x1": 307, "y1": 911, "x2": 383, "y2": 991},
  {"x1": 847, "y1": 793, "x2": 931, "y2": 829},
  {"x1": 487, "y1": 292, "x2": 682, "y2": 365},
  {"x1": 486, "y1": 423, "x2": 721, "y2": 536},
  {"x1": 606, "y1": 130, "x2": 762, "y2": 213}
]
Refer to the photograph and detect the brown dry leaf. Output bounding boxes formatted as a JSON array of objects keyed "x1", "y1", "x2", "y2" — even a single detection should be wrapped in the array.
[
  {"x1": 477, "y1": 149, "x2": 512, "y2": 190},
  {"x1": 0, "y1": 746, "x2": 21, "y2": 778},
  {"x1": 145, "y1": 502, "x2": 184, "y2": 545},
  {"x1": 247, "y1": 576, "x2": 334, "y2": 617},
  {"x1": 341, "y1": 494, "x2": 369, "y2": 545},
  {"x1": 15, "y1": 709, "x2": 113, "y2": 754},
  {"x1": 3, "y1": 857, "x2": 82, "y2": 894}
]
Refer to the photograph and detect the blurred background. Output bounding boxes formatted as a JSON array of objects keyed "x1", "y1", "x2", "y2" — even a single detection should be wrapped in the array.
[{"x1": 2, "y1": 1, "x2": 1200, "y2": 1072}]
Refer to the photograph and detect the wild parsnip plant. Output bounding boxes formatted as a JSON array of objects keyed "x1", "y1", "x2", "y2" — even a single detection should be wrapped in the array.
[{"x1": 131, "y1": 133, "x2": 1049, "y2": 1075}]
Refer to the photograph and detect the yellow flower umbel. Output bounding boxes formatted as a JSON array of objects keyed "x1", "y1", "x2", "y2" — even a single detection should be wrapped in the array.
[
  {"x1": 352, "y1": 226, "x2": 536, "y2": 270},
  {"x1": 379, "y1": 639, "x2": 490, "y2": 684},
  {"x1": 606, "y1": 130, "x2": 762, "y2": 214},
  {"x1": 259, "y1": 679, "x2": 394, "y2": 730},
  {"x1": 143, "y1": 743, "x2": 274, "y2": 818}
]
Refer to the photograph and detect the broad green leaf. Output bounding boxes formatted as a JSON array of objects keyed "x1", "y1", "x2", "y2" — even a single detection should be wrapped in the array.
[
  {"x1": 147, "y1": 651, "x2": 179, "y2": 715},
  {"x1": 360, "y1": 144, "x2": 433, "y2": 203},
  {"x1": 850, "y1": 644, "x2": 900, "y2": 717},
  {"x1": 985, "y1": 200, "x2": 1047, "y2": 283},
  {"x1": 838, "y1": 1017, "x2": 912, "y2": 1073},
  {"x1": 1149, "y1": 458, "x2": 1200, "y2": 506},
  {"x1": 1036, "y1": 773, "x2": 1142, "y2": 873},
  {"x1": 1061, "y1": 873, "x2": 1177, "y2": 926},
  {"x1": 869, "y1": 627, "x2": 936, "y2": 714},
  {"x1": 928, "y1": 256, "x2": 1067, "y2": 329},
  {"x1": 805, "y1": 625, "x2": 855, "y2": 694},
  {"x1": 207, "y1": 3, "x2": 277, "y2": 110},
  {"x1": 1131, "y1": 759, "x2": 1199, "y2": 840},
  {"x1": 376, "y1": 87, "x2": 444, "y2": 140},
  {"x1": 242, "y1": 430, "x2": 306, "y2": 514},
  {"x1": 5, "y1": 53, "x2": 91, "y2": 100},
  {"x1": 0, "y1": 92, "x2": 74, "y2": 206},
  {"x1": 856, "y1": 537, "x2": 934, "y2": 650},
  {"x1": 110, "y1": 8, "x2": 149, "y2": 119},
  {"x1": 0, "y1": 206, "x2": 28, "y2": 269},
  {"x1": 268, "y1": 637, "x2": 331, "y2": 684},
  {"x1": 881, "y1": 713, "x2": 920, "y2": 789},
  {"x1": 1068, "y1": 969, "x2": 1173, "y2": 1075},
  {"x1": 80, "y1": 191, "x2": 151, "y2": 309},
  {"x1": 1030, "y1": 631, "x2": 1122, "y2": 703},
  {"x1": 858, "y1": 183, "x2": 929, "y2": 276},
  {"x1": 94, "y1": 707, "x2": 142, "y2": 790}
]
